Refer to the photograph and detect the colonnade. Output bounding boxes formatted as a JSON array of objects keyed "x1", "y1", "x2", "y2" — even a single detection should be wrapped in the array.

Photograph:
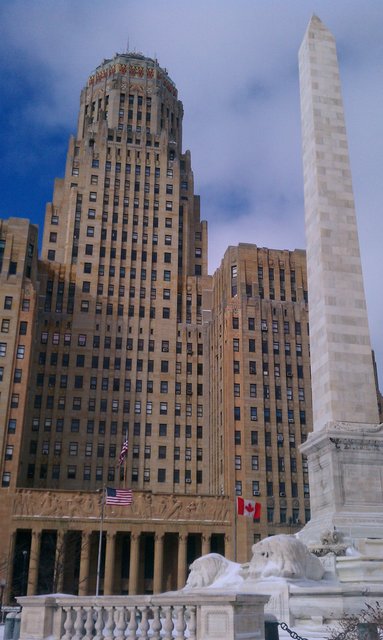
[{"x1": 10, "y1": 526, "x2": 226, "y2": 599}]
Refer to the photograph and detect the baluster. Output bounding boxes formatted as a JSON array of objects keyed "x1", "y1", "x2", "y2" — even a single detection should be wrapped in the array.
[
  {"x1": 94, "y1": 606, "x2": 104, "y2": 640},
  {"x1": 174, "y1": 605, "x2": 186, "y2": 639},
  {"x1": 151, "y1": 606, "x2": 161, "y2": 640},
  {"x1": 138, "y1": 606, "x2": 150, "y2": 640},
  {"x1": 162, "y1": 606, "x2": 174, "y2": 640},
  {"x1": 127, "y1": 607, "x2": 138, "y2": 639},
  {"x1": 115, "y1": 607, "x2": 126, "y2": 640},
  {"x1": 104, "y1": 606, "x2": 115, "y2": 640},
  {"x1": 73, "y1": 607, "x2": 85, "y2": 640},
  {"x1": 61, "y1": 607, "x2": 74, "y2": 640},
  {"x1": 83, "y1": 607, "x2": 94, "y2": 640},
  {"x1": 185, "y1": 605, "x2": 197, "y2": 640}
]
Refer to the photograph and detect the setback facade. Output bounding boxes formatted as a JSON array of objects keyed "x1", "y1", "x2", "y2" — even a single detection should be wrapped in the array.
[{"x1": 0, "y1": 53, "x2": 314, "y2": 600}]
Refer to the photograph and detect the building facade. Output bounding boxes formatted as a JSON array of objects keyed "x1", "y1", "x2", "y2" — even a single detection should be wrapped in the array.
[{"x1": 0, "y1": 52, "x2": 319, "y2": 599}]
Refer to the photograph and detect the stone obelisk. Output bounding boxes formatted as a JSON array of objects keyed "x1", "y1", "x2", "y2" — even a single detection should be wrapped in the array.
[{"x1": 298, "y1": 15, "x2": 383, "y2": 545}]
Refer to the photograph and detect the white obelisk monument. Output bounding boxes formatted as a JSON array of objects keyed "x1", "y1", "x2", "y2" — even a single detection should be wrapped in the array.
[{"x1": 299, "y1": 15, "x2": 383, "y2": 546}]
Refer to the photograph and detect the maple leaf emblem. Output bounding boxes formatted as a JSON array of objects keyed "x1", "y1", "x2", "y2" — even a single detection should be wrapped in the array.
[{"x1": 245, "y1": 502, "x2": 255, "y2": 514}]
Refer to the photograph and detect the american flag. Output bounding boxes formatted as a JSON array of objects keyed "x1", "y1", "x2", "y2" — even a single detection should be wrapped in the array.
[
  {"x1": 118, "y1": 439, "x2": 129, "y2": 466},
  {"x1": 105, "y1": 487, "x2": 133, "y2": 506}
]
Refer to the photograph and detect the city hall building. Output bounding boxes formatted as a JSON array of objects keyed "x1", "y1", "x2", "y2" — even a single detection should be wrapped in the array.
[{"x1": 0, "y1": 52, "x2": 335, "y2": 600}]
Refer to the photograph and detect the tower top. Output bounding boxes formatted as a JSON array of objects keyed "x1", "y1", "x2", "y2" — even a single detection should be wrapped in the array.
[{"x1": 87, "y1": 52, "x2": 177, "y2": 97}]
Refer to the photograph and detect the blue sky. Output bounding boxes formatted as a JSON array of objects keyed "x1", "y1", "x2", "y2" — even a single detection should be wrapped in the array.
[{"x1": 0, "y1": 0, "x2": 382, "y2": 382}]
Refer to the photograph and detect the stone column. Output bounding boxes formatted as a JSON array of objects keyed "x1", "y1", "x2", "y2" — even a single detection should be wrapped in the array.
[
  {"x1": 128, "y1": 532, "x2": 140, "y2": 595},
  {"x1": 78, "y1": 531, "x2": 92, "y2": 596},
  {"x1": 5, "y1": 530, "x2": 17, "y2": 604},
  {"x1": 177, "y1": 534, "x2": 188, "y2": 589},
  {"x1": 153, "y1": 533, "x2": 164, "y2": 593},
  {"x1": 27, "y1": 530, "x2": 41, "y2": 596},
  {"x1": 202, "y1": 533, "x2": 211, "y2": 556},
  {"x1": 54, "y1": 530, "x2": 65, "y2": 593},
  {"x1": 103, "y1": 531, "x2": 116, "y2": 595}
]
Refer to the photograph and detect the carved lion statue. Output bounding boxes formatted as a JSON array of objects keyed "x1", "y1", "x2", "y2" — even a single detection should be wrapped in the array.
[
  {"x1": 183, "y1": 553, "x2": 241, "y2": 589},
  {"x1": 243, "y1": 534, "x2": 324, "y2": 581}
]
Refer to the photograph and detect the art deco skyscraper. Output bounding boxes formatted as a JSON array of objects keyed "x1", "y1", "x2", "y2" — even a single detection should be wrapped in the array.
[
  {"x1": 0, "y1": 48, "x2": 326, "y2": 599},
  {"x1": 19, "y1": 53, "x2": 210, "y2": 495}
]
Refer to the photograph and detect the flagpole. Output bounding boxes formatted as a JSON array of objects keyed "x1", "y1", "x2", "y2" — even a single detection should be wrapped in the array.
[
  {"x1": 96, "y1": 485, "x2": 105, "y2": 596},
  {"x1": 234, "y1": 493, "x2": 237, "y2": 562}
]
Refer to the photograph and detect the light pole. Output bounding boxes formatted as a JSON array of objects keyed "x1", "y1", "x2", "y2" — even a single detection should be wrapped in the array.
[{"x1": 0, "y1": 578, "x2": 6, "y2": 624}]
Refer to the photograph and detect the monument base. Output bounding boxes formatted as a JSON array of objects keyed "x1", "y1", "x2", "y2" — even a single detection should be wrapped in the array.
[{"x1": 299, "y1": 421, "x2": 383, "y2": 546}]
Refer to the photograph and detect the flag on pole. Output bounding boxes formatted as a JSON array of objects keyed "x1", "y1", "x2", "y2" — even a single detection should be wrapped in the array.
[
  {"x1": 118, "y1": 439, "x2": 129, "y2": 466},
  {"x1": 105, "y1": 487, "x2": 133, "y2": 506},
  {"x1": 237, "y1": 496, "x2": 261, "y2": 519}
]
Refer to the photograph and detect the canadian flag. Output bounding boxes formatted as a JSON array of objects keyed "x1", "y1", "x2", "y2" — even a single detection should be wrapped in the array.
[{"x1": 237, "y1": 496, "x2": 261, "y2": 519}]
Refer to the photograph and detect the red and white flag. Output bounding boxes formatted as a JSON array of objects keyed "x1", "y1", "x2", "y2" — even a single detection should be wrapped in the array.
[
  {"x1": 118, "y1": 439, "x2": 129, "y2": 466},
  {"x1": 105, "y1": 487, "x2": 133, "y2": 506},
  {"x1": 237, "y1": 496, "x2": 261, "y2": 519}
]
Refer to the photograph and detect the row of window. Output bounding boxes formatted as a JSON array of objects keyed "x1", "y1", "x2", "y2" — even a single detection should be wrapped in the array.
[
  {"x1": 35, "y1": 374, "x2": 203, "y2": 395},
  {"x1": 1, "y1": 320, "x2": 28, "y2": 335},
  {"x1": 234, "y1": 406, "x2": 306, "y2": 423},
  {"x1": 39, "y1": 332, "x2": 203, "y2": 355},
  {"x1": 235, "y1": 480, "x2": 309, "y2": 498},
  {"x1": 32, "y1": 395, "x2": 203, "y2": 416},
  {"x1": 233, "y1": 360, "x2": 305, "y2": 378},
  {"x1": 0, "y1": 343, "x2": 25, "y2": 358},
  {"x1": 233, "y1": 338, "x2": 304, "y2": 355},
  {"x1": 233, "y1": 383, "x2": 305, "y2": 401},
  {"x1": 233, "y1": 430, "x2": 307, "y2": 447},
  {"x1": 0, "y1": 295, "x2": 30, "y2": 311},
  {"x1": 232, "y1": 316, "x2": 306, "y2": 335},
  {"x1": 36, "y1": 353, "x2": 201, "y2": 373},
  {"x1": 25, "y1": 418, "x2": 204, "y2": 437},
  {"x1": 22, "y1": 464, "x2": 202, "y2": 485}
]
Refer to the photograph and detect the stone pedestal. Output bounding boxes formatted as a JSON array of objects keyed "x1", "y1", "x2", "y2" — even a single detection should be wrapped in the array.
[{"x1": 299, "y1": 422, "x2": 383, "y2": 546}]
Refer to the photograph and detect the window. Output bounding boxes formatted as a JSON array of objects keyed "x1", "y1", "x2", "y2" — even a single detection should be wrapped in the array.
[
  {"x1": 160, "y1": 402, "x2": 168, "y2": 415},
  {"x1": 235, "y1": 455, "x2": 241, "y2": 470},
  {"x1": 235, "y1": 481, "x2": 242, "y2": 496},
  {"x1": 250, "y1": 407, "x2": 258, "y2": 421},
  {"x1": 0, "y1": 343, "x2": 6, "y2": 357},
  {"x1": 252, "y1": 481, "x2": 260, "y2": 496},
  {"x1": 251, "y1": 431, "x2": 258, "y2": 445},
  {"x1": 67, "y1": 466, "x2": 77, "y2": 479},
  {"x1": 2, "y1": 472, "x2": 10, "y2": 487},
  {"x1": 4, "y1": 296, "x2": 12, "y2": 310},
  {"x1": 1, "y1": 319, "x2": 10, "y2": 333},
  {"x1": 16, "y1": 345, "x2": 25, "y2": 359},
  {"x1": 18, "y1": 321, "x2": 27, "y2": 336},
  {"x1": 249, "y1": 361, "x2": 256, "y2": 375},
  {"x1": 158, "y1": 469, "x2": 166, "y2": 483}
]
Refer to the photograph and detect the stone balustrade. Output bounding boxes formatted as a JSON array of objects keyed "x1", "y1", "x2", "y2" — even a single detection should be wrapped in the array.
[{"x1": 17, "y1": 592, "x2": 269, "y2": 640}]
